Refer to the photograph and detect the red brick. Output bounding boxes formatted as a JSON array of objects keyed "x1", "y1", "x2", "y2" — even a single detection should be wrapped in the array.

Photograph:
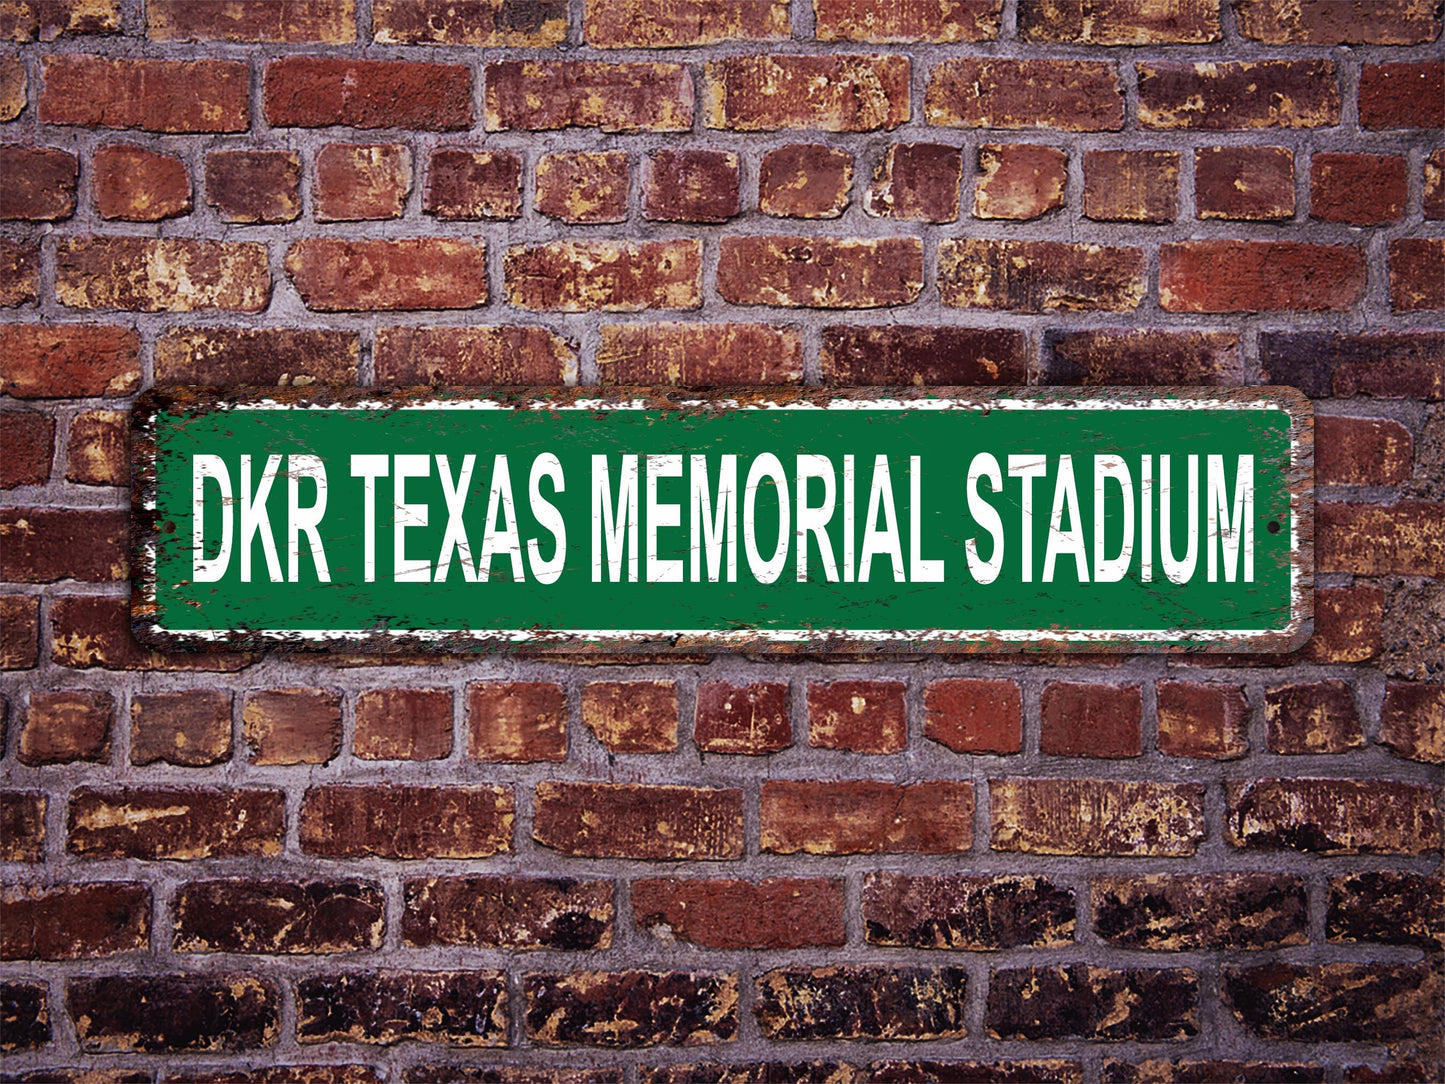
[
  {"x1": 597, "y1": 322, "x2": 802, "y2": 385},
  {"x1": 644, "y1": 149, "x2": 739, "y2": 223},
  {"x1": 375, "y1": 326, "x2": 574, "y2": 385},
  {"x1": 148, "y1": 0, "x2": 355, "y2": 41},
  {"x1": 265, "y1": 56, "x2": 472, "y2": 129},
  {"x1": 1043, "y1": 328, "x2": 1241, "y2": 386},
  {"x1": 71, "y1": 974, "x2": 279, "y2": 1053},
  {"x1": 634, "y1": 878, "x2": 845, "y2": 949},
  {"x1": 926, "y1": 58, "x2": 1124, "y2": 131},
  {"x1": 991, "y1": 778, "x2": 1205, "y2": 856},
  {"x1": 940, "y1": 239, "x2": 1145, "y2": 312},
  {"x1": 535, "y1": 151, "x2": 628, "y2": 224},
  {"x1": 351, "y1": 687, "x2": 452, "y2": 761},
  {"x1": 534, "y1": 782, "x2": 743, "y2": 859},
  {"x1": 374, "y1": 0, "x2": 566, "y2": 44},
  {"x1": 243, "y1": 688, "x2": 341, "y2": 766},
  {"x1": 924, "y1": 679, "x2": 1022, "y2": 754},
  {"x1": 1019, "y1": 0, "x2": 1220, "y2": 42},
  {"x1": 1227, "y1": 778, "x2": 1441, "y2": 854},
  {"x1": 822, "y1": 325, "x2": 1029, "y2": 385},
  {"x1": 1139, "y1": 60, "x2": 1339, "y2": 129},
  {"x1": 403, "y1": 875, "x2": 611, "y2": 951},
  {"x1": 1380, "y1": 683, "x2": 1445, "y2": 764},
  {"x1": 157, "y1": 328, "x2": 360, "y2": 387},
  {"x1": 1040, "y1": 682, "x2": 1141, "y2": 758},
  {"x1": 174, "y1": 879, "x2": 384, "y2": 954},
  {"x1": 92, "y1": 143, "x2": 191, "y2": 221},
  {"x1": 301, "y1": 785, "x2": 514, "y2": 859},
  {"x1": 0, "y1": 595, "x2": 39, "y2": 670},
  {"x1": 50, "y1": 594, "x2": 252, "y2": 672},
  {"x1": 693, "y1": 681, "x2": 791, "y2": 755},
  {"x1": 0, "y1": 792, "x2": 44, "y2": 862},
  {"x1": 1160, "y1": 241, "x2": 1363, "y2": 312},
  {"x1": 706, "y1": 54, "x2": 909, "y2": 131},
  {"x1": 1316, "y1": 416, "x2": 1412, "y2": 486},
  {"x1": 487, "y1": 60, "x2": 691, "y2": 132},
  {"x1": 761, "y1": 780, "x2": 974, "y2": 855},
  {"x1": 505, "y1": 240, "x2": 700, "y2": 312},
  {"x1": 1237, "y1": 0, "x2": 1440, "y2": 42},
  {"x1": 0, "y1": 412, "x2": 53, "y2": 487},
  {"x1": 1195, "y1": 146, "x2": 1295, "y2": 220},
  {"x1": 1308, "y1": 585, "x2": 1384, "y2": 664},
  {"x1": 0, "y1": 0, "x2": 120, "y2": 40},
  {"x1": 0, "y1": 145, "x2": 77, "y2": 220},
  {"x1": 425, "y1": 148, "x2": 522, "y2": 221},
  {"x1": 204, "y1": 149, "x2": 301, "y2": 223},
  {"x1": 468, "y1": 681, "x2": 567, "y2": 762},
  {"x1": 815, "y1": 0, "x2": 1000, "y2": 40},
  {"x1": 865, "y1": 872, "x2": 1074, "y2": 950},
  {"x1": 18, "y1": 691, "x2": 113, "y2": 765},
  {"x1": 66, "y1": 409, "x2": 128, "y2": 486},
  {"x1": 718, "y1": 235, "x2": 922, "y2": 308},
  {"x1": 581, "y1": 681, "x2": 678, "y2": 753},
  {"x1": 41, "y1": 56, "x2": 248, "y2": 132},
  {"x1": 759, "y1": 144, "x2": 852, "y2": 218},
  {"x1": 131, "y1": 690, "x2": 233, "y2": 767},
  {"x1": 0, "y1": 54, "x2": 22, "y2": 120},
  {"x1": 69, "y1": 787, "x2": 285, "y2": 860},
  {"x1": 974, "y1": 143, "x2": 1067, "y2": 220},
  {"x1": 1311, "y1": 153, "x2": 1407, "y2": 225},
  {"x1": 285, "y1": 239, "x2": 486, "y2": 311},
  {"x1": 314, "y1": 143, "x2": 412, "y2": 222},
  {"x1": 864, "y1": 143, "x2": 962, "y2": 222},
  {"x1": 587, "y1": 0, "x2": 787, "y2": 46},
  {"x1": 1389, "y1": 238, "x2": 1445, "y2": 311},
  {"x1": 0, "y1": 239, "x2": 39, "y2": 306},
  {"x1": 0, "y1": 507, "x2": 127, "y2": 583},
  {"x1": 1426, "y1": 148, "x2": 1445, "y2": 220},
  {"x1": 808, "y1": 679, "x2": 906, "y2": 753},
  {"x1": 1360, "y1": 62, "x2": 1444, "y2": 128},
  {"x1": 1083, "y1": 149, "x2": 1178, "y2": 222},
  {"x1": 57, "y1": 238, "x2": 270, "y2": 313},
  {"x1": 1318, "y1": 501, "x2": 1445, "y2": 575},
  {"x1": 1157, "y1": 682, "x2": 1248, "y2": 760},
  {"x1": 0, "y1": 883, "x2": 149, "y2": 959}
]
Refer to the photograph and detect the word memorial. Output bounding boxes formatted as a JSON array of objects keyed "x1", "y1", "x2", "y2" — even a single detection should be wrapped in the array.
[{"x1": 133, "y1": 388, "x2": 1311, "y2": 653}]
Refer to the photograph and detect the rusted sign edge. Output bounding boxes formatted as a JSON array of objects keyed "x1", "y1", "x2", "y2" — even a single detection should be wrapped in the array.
[{"x1": 130, "y1": 385, "x2": 1314, "y2": 656}]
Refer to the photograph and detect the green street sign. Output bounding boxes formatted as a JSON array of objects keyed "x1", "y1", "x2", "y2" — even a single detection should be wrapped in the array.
[{"x1": 132, "y1": 387, "x2": 1312, "y2": 654}]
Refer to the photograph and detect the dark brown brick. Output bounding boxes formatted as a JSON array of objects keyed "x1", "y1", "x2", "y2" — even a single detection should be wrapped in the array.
[
  {"x1": 157, "y1": 328, "x2": 359, "y2": 387},
  {"x1": 759, "y1": 144, "x2": 852, "y2": 218},
  {"x1": 0, "y1": 54, "x2": 23, "y2": 119},
  {"x1": 286, "y1": 239, "x2": 486, "y2": 312},
  {"x1": 408, "y1": 1069, "x2": 616, "y2": 1084},
  {"x1": 0, "y1": 595, "x2": 39, "y2": 670},
  {"x1": 468, "y1": 681, "x2": 567, "y2": 762},
  {"x1": 354, "y1": 688, "x2": 452, "y2": 760},
  {"x1": 0, "y1": 792, "x2": 45, "y2": 862},
  {"x1": 1259, "y1": 331, "x2": 1444, "y2": 401},
  {"x1": 1317, "y1": 416, "x2": 1413, "y2": 486},
  {"x1": 582, "y1": 680, "x2": 678, "y2": 753},
  {"x1": 505, "y1": 240, "x2": 700, "y2": 311},
  {"x1": 707, "y1": 54, "x2": 908, "y2": 132},
  {"x1": 1427, "y1": 148, "x2": 1445, "y2": 219},
  {"x1": 1360, "y1": 62, "x2": 1444, "y2": 128},
  {"x1": 1227, "y1": 778, "x2": 1441, "y2": 854},
  {"x1": 924, "y1": 679, "x2": 1022, "y2": 754},
  {"x1": 204, "y1": 149, "x2": 301, "y2": 223},
  {"x1": 761, "y1": 780, "x2": 974, "y2": 855},
  {"x1": 92, "y1": 143, "x2": 190, "y2": 221},
  {"x1": 0, "y1": 980, "x2": 48, "y2": 1050},
  {"x1": 1103, "y1": 1061, "x2": 1322, "y2": 1084},
  {"x1": 1093, "y1": 873, "x2": 1307, "y2": 950},
  {"x1": 17, "y1": 690, "x2": 111, "y2": 765},
  {"x1": 873, "y1": 1062, "x2": 1083, "y2": 1084},
  {"x1": 1265, "y1": 680, "x2": 1362, "y2": 755},
  {"x1": 167, "y1": 1066, "x2": 381, "y2": 1084},
  {"x1": 940, "y1": 239, "x2": 1144, "y2": 312},
  {"x1": 1309, "y1": 585, "x2": 1385, "y2": 663},
  {"x1": 1040, "y1": 682, "x2": 1142, "y2": 758},
  {"x1": 300, "y1": 785, "x2": 514, "y2": 859},
  {"x1": 634, "y1": 878, "x2": 845, "y2": 949},
  {"x1": 756, "y1": 966, "x2": 966, "y2": 1041},
  {"x1": 1312, "y1": 153, "x2": 1408, "y2": 225},
  {"x1": 376, "y1": 325, "x2": 574, "y2": 385},
  {"x1": 0, "y1": 145, "x2": 77, "y2": 220},
  {"x1": 265, "y1": 56, "x2": 472, "y2": 129},
  {"x1": 598, "y1": 323, "x2": 802, "y2": 386},
  {"x1": 51, "y1": 595, "x2": 251, "y2": 672},
  {"x1": 1157, "y1": 681, "x2": 1249, "y2": 759},
  {"x1": 646, "y1": 1067, "x2": 857, "y2": 1084},
  {"x1": 314, "y1": 142, "x2": 412, "y2": 222},
  {"x1": 644, "y1": 149, "x2": 739, "y2": 223},
  {"x1": 0, "y1": 324, "x2": 139, "y2": 398},
  {"x1": 926, "y1": 58, "x2": 1123, "y2": 131},
  {"x1": 0, "y1": 239, "x2": 39, "y2": 306},
  {"x1": 1319, "y1": 501, "x2": 1445, "y2": 575},
  {"x1": 487, "y1": 60, "x2": 691, "y2": 132},
  {"x1": 718, "y1": 235, "x2": 922, "y2": 308},
  {"x1": 68, "y1": 787, "x2": 284, "y2": 860},
  {"x1": 131, "y1": 689, "x2": 232, "y2": 767},
  {"x1": 1019, "y1": 0, "x2": 1219, "y2": 41},
  {"x1": 822, "y1": 325, "x2": 1027, "y2": 386},
  {"x1": 148, "y1": 0, "x2": 355, "y2": 41},
  {"x1": 1330, "y1": 871, "x2": 1444, "y2": 953},
  {"x1": 864, "y1": 873, "x2": 1073, "y2": 950},
  {"x1": 534, "y1": 782, "x2": 743, "y2": 860},
  {"x1": 57, "y1": 238, "x2": 269, "y2": 313},
  {"x1": 374, "y1": 0, "x2": 566, "y2": 44},
  {"x1": 992, "y1": 778, "x2": 1205, "y2": 856},
  {"x1": 987, "y1": 966, "x2": 1197, "y2": 1041},
  {"x1": 0, "y1": 0, "x2": 120, "y2": 40},
  {"x1": 1195, "y1": 145, "x2": 1294, "y2": 220},
  {"x1": 70, "y1": 974, "x2": 276, "y2": 1053},
  {"x1": 1044, "y1": 328, "x2": 1242, "y2": 387},
  {"x1": 1083, "y1": 149, "x2": 1178, "y2": 222},
  {"x1": 298, "y1": 971, "x2": 506, "y2": 1046},
  {"x1": 865, "y1": 143, "x2": 962, "y2": 222},
  {"x1": 974, "y1": 143, "x2": 1067, "y2": 220},
  {"x1": 586, "y1": 0, "x2": 787, "y2": 46},
  {"x1": 425, "y1": 148, "x2": 522, "y2": 220},
  {"x1": 1237, "y1": 0, "x2": 1440, "y2": 42},
  {"x1": 0, "y1": 882, "x2": 149, "y2": 959},
  {"x1": 0, "y1": 412, "x2": 53, "y2": 487},
  {"x1": 526, "y1": 971, "x2": 737, "y2": 1047},
  {"x1": 1380, "y1": 682, "x2": 1445, "y2": 763},
  {"x1": 535, "y1": 151, "x2": 629, "y2": 224},
  {"x1": 1139, "y1": 60, "x2": 1339, "y2": 129},
  {"x1": 0, "y1": 508, "x2": 127, "y2": 583},
  {"x1": 1224, "y1": 963, "x2": 1437, "y2": 1043},
  {"x1": 173, "y1": 880, "x2": 383, "y2": 954},
  {"x1": 41, "y1": 56, "x2": 248, "y2": 132},
  {"x1": 1390, "y1": 238, "x2": 1445, "y2": 312},
  {"x1": 693, "y1": 681, "x2": 792, "y2": 754},
  {"x1": 403, "y1": 876, "x2": 612, "y2": 950},
  {"x1": 1160, "y1": 241, "x2": 1364, "y2": 312},
  {"x1": 65, "y1": 409, "x2": 127, "y2": 486},
  {"x1": 243, "y1": 688, "x2": 341, "y2": 765}
]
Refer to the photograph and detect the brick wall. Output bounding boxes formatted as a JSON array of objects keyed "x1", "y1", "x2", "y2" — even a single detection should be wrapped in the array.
[{"x1": 1, "y1": 0, "x2": 1442, "y2": 1080}]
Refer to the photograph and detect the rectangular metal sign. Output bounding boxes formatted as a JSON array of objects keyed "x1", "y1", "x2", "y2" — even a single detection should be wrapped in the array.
[{"x1": 132, "y1": 387, "x2": 1312, "y2": 654}]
